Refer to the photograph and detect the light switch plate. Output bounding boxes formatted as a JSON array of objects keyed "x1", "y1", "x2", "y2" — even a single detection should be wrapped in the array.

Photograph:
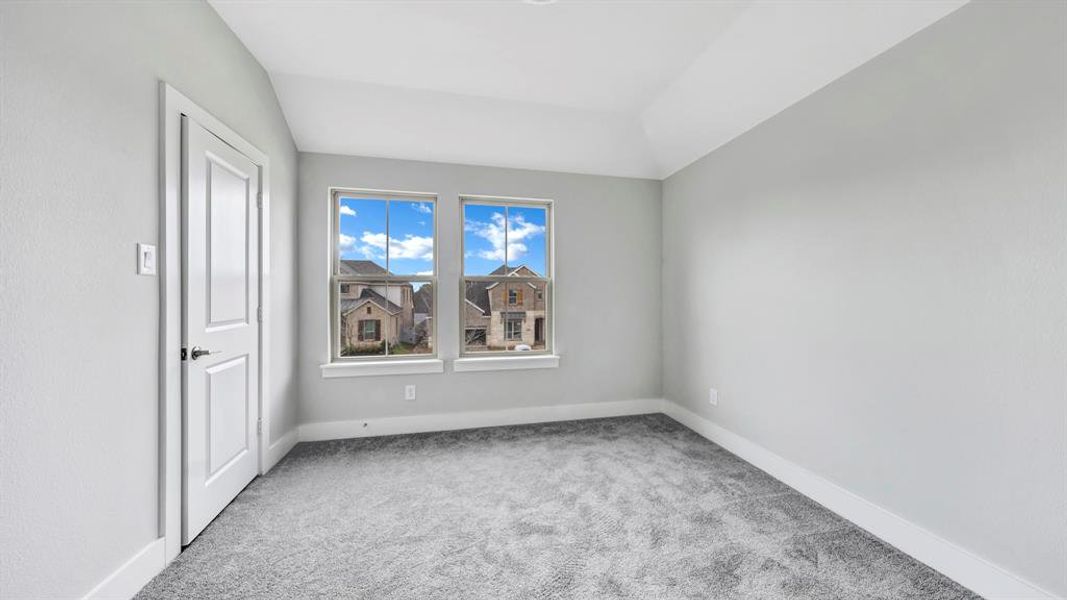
[
  {"x1": 709, "y1": 387, "x2": 719, "y2": 406},
  {"x1": 405, "y1": 384, "x2": 417, "y2": 401},
  {"x1": 137, "y1": 243, "x2": 157, "y2": 276}
]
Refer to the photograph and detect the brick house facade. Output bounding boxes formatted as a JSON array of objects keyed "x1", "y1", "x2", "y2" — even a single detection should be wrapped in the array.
[
  {"x1": 338, "y1": 260, "x2": 430, "y2": 354},
  {"x1": 465, "y1": 265, "x2": 546, "y2": 351}
]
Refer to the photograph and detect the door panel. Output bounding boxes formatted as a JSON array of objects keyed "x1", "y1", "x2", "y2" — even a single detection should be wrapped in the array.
[
  {"x1": 182, "y1": 115, "x2": 260, "y2": 545},
  {"x1": 206, "y1": 355, "x2": 249, "y2": 477},
  {"x1": 207, "y1": 159, "x2": 250, "y2": 328}
]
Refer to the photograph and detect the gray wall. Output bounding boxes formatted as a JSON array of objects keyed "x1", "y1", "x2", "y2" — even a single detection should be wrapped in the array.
[
  {"x1": 0, "y1": 2, "x2": 299, "y2": 597},
  {"x1": 661, "y1": 1, "x2": 1066, "y2": 595},
  {"x1": 298, "y1": 153, "x2": 662, "y2": 424}
]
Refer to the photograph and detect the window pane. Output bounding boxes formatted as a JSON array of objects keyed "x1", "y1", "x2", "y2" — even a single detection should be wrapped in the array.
[
  {"x1": 503, "y1": 281, "x2": 547, "y2": 352},
  {"x1": 463, "y1": 279, "x2": 493, "y2": 352},
  {"x1": 387, "y1": 281, "x2": 433, "y2": 356},
  {"x1": 530, "y1": 281, "x2": 548, "y2": 351},
  {"x1": 505, "y1": 205, "x2": 547, "y2": 277},
  {"x1": 337, "y1": 197, "x2": 387, "y2": 274},
  {"x1": 337, "y1": 280, "x2": 387, "y2": 357},
  {"x1": 463, "y1": 203, "x2": 507, "y2": 276},
  {"x1": 463, "y1": 202, "x2": 547, "y2": 276},
  {"x1": 387, "y1": 200, "x2": 434, "y2": 276}
]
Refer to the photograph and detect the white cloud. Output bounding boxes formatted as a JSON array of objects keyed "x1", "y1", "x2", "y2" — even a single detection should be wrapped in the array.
[
  {"x1": 357, "y1": 232, "x2": 387, "y2": 260},
  {"x1": 338, "y1": 233, "x2": 358, "y2": 253},
  {"x1": 412, "y1": 202, "x2": 433, "y2": 215},
  {"x1": 415, "y1": 271, "x2": 434, "y2": 276},
  {"x1": 390, "y1": 234, "x2": 434, "y2": 260},
  {"x1": 339, "y1": 205, "x2": 357, "y2": 217},
  {"x1": 355, "y1": 231, "x2": 433, "y2": 262},
  {"x1": 464, "y1": 212, "x2": 544, "y2": 264}
]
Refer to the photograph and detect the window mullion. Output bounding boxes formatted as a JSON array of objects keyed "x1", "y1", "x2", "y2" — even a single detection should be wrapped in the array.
[{"x1": 384, "y1": 201, "x2": 390, "y2": 357}]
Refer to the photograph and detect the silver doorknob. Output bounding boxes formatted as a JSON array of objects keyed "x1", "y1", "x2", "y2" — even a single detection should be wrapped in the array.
[{"x1": 190, "y1": 346, "x2": 220, "y2": 360}]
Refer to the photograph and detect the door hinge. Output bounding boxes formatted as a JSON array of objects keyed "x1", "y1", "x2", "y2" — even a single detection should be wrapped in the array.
[
  {"x1": 256, "y1": 419, "x2": 262, "y2": 435},
  {"x1": 180, "y1": 347, "x2": 187, "y2": 361},
  {"x1": 257, "y1": 306, "x2": 263, "y2": 322},
  {"x1": 256, "y1": 192, "x2": 263, "y2": 209}
]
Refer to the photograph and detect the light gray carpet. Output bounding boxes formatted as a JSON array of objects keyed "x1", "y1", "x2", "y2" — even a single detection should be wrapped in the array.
[{"x1": 137, "y1": 415, "x2": 981, "y2": 599}]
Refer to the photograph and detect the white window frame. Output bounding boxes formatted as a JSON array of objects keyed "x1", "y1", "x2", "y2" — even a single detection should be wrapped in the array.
[
  {"x1": 458, "y1": 195, "x2": 555, "y2": 364},
  {"x1": 324, "y1": 188, "x2": 442, "y2": 376}
]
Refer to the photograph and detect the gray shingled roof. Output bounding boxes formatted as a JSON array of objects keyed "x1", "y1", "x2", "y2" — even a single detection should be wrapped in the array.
[
  {"x1": 465, "y1": 281, "x2": 492, "y2": 315},
  {"x1": 491, "y1": 264, "x2": 540, "y2": 277},
  {"x1": 413, "y1": 284, "x2": 433, "y2": 315},
  {"x1": 340, "y1": 287, "x2": 402, "y2": 315},
  {"x1": 340, "y1": 260, "x2": 389, "y2": 276}
]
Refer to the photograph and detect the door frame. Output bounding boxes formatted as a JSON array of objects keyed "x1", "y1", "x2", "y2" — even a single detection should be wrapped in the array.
[{"x1": 159, "y1": 83, "x2": 271, "y2": 562}]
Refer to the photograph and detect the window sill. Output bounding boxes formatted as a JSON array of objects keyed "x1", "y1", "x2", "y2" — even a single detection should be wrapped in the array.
[
  {"x1": 320, "y1": 359, "x2": 444, "y2": 379},
  {"x1": 453, "y1": 354, "x2": 560, "y2": 373}
]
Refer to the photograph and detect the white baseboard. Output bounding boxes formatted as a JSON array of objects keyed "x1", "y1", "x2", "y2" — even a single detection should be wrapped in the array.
[
  {"x1": 661, "y1": 400, "x2": 1058, "y2": 600},
  {"x1": 82, "y1": 537, "x2": 165, "y2": 600},
  {"x1": 263, "y1": 428, "x2": 298, "y2": 472},
  {"x1": 297, "y1": 398, "x2": 664, "y2": 442},
  {"x1": 81, "y1": 430, "x2": 297, "y2": 600}
]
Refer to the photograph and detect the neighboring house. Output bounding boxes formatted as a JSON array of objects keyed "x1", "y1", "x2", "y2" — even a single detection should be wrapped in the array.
[
  {"x1": 465, "y1": 265, "x2": 546, "y2": 351},
  {"x1": 338, "y1": 260, "x2": 425, "y2": 354},
  {"x1": 413, "y1": 283, "x2": 433, "y2": 347},
  {"x1": 339, "y1": 289, "x2": 403, "y2": 352}
]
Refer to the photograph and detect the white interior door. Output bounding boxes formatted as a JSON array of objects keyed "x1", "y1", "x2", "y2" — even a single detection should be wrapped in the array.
[{"x1": 181, "y1": 115, "x2": 260, "y2": 545}]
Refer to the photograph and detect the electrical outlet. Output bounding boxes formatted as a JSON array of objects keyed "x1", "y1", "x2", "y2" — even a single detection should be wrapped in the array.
[
  {"x1": 709, "y1": 387, "x2": 719, "y2": 406},
  {"x1": 404, "y1": 384, "x2": 417, "y2": 401}
]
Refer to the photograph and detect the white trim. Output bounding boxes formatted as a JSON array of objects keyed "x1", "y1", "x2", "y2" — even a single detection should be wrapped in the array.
[
  {"x1": 82, "y1": 538, "x2": 165, "y2": 600},
  {"x1": 331, "y1": 187, "x2": 438, "y2": 201},
  {"x1": 459, "y1": 193, "x2": 554, "y2": 205},
  {"x1": 320, "y1": 358, "x2": 445, "y2": 378},
  {"x1": 464, "y1": 297, "x2": 488, "y2": 313},
  {"x1": 160, "y1": 82, "x2": 272, "y2": 562},
  {"x1": 297, "y1": 398, "x2": 661, "y2": 442},
  {"x1": 485, "y1": 279, "x2": 539, "y2": 291},
  {"x1": 661, "y1": 400, "x2": 1059, "y2": 600},
  {"x1": 256, "y1": 133, "x2": 273, "y2": 481},
  {"x1": 453, "y1": 354, "x2": 559, "y2": 372},
  {"x1": 263, "y1": 429, "x2": 298, "y2": 472}
]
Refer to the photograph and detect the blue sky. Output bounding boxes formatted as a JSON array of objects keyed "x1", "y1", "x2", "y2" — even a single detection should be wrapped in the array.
[
  {"x1": 337, "y1": 196, "x2": 546, "y2": 277},
  {"x1": 464, "y1": 204, "x2": 547, "y2": 276},
  {"x1": 338, "y1": 196, "x2": 434, "y2": 276}
]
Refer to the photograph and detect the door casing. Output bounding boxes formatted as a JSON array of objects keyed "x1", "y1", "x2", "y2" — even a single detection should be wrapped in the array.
[{"x1": 160, "y1": 83, "x2": 271, "y2": 562}]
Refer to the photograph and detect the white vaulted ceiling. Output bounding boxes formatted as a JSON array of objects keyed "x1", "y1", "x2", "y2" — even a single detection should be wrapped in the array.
[{"x1": 210, "y1": 0, "x2": 968, "y2": 179}]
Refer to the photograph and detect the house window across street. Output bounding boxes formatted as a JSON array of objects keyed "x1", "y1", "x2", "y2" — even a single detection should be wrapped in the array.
[
  {"x1": 358, "y1": 319, "x2": 381, "y2": 342},
  {"x1": 332, "y1": 189, "x2": 436, "y2": 360},
  {"x1": 461, "y1": 197, "x2": 552, "y2": 355},
  {"x1": 504, "y1": 314, "x2": 523, "y2": 341}
]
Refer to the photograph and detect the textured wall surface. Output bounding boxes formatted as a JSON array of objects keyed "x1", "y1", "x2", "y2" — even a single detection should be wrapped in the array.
[
  {"x1": 661, "y1": 1, "x2": 1066, "y2": 595},
  {"x1": 0, "y1": 2, "x2": 299, "y2": 597},
  {"x1": 298, "y1": 153, "x2": 662, "y2": 424}
]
